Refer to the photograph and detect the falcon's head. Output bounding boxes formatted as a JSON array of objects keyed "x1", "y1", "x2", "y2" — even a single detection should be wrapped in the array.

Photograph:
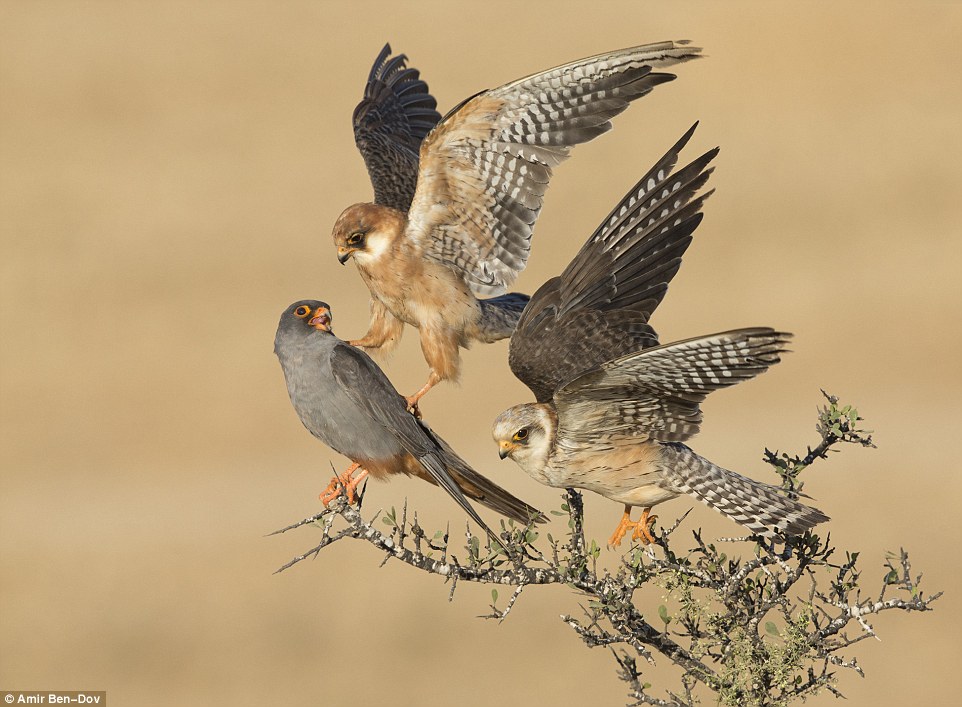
[
  {"x1": 332, "y1": 203, "x2": 404, "y2": 267},
  {"x1": 492, "y1": 403, "x2": 556, "y2": 474},
  {"x1": 276, "y1": 300, "x2": 334, "y2": 340}
]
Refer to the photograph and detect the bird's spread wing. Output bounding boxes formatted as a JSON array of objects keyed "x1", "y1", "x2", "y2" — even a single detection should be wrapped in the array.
[
  {"x1": 353, "y1": 44, "x2": 442, "y2": 212},
  {"x1": 328, "y1": 343, "x2": 490, "y2": 532},
  {"x1": 405, "y1": 41, "x2": 702, "y2": 297},
  {"x1": 509, "y1": 125, "x2": 717, "y2": 402},
  {"x1": 554, "y1": 329, "x2": 792, "y2": 446}
]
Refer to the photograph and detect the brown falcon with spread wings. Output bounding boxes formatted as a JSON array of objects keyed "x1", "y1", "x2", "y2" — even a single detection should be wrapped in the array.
[{"x1": 333, "y1": 42, "x2": 702, "y2": 411}]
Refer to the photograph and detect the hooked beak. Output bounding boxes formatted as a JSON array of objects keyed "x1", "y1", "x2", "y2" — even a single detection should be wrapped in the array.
[
  {"x1": 309, "y1": 308, "x2": 332, "y2": 332},
  {"x1": 337, "y1": 247, "x2": 353, "y2": 265},
  {"x1": 498, "y1": 441, "x2": 513, "y2": 460}
]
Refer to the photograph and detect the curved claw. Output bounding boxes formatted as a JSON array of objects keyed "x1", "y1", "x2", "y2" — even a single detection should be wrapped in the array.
[
  {"x1": 319, "y1": 463, "x2": 369, "y2": 505},
  {"x1": 631, "y1": 508, "x2": 658, "y2": 544},
  {"x1": 403, "y1": 371, "x2": 441, "y2": 418},
  {"x1": 608, "y1": 506, "x2": 658, "y2": 548},
  {"x1": 404, "y1": 396, "x2": 423, "y2": 420}
]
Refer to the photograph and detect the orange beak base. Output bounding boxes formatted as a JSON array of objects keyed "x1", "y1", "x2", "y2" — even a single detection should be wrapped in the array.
[{"x1": 309, "y1": 308, "x2": 332, "y2": 331}]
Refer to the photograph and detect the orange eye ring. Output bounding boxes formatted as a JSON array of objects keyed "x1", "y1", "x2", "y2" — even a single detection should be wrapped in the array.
[
  {"x1": 514, "y1": 428, "x2": 529, "y2": 441},
  {"x1": 294, "y1": 305, "x2": 311, "y2": 318}
]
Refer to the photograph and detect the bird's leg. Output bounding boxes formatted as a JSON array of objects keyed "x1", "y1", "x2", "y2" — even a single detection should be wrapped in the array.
[
  {"x1": 631, "y1": 507, "x2": 659, "y2": 544},
  {"x1": 404, "y1": 371, "x2": 441, "y2": 419},
  {"x1": 608, "y1": 506, "x2": 634, "y2": 547},
  {"x1": 607, "y1": 506, "x2": 658, "y2": 547},
  {"x1": 348, "y1": 334, "x2": 381, "y2": 349},
  {"x1": 342, "y1": 467, "x2": 369, "y2": 504},
  {"x1": 348, "y1": 301, "x2": 403, "y2": 353},
  {"x1": 319, "y1": 462, "x2": 367, "y2": 505}
]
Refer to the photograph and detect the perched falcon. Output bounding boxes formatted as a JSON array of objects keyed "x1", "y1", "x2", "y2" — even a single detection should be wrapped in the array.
[
  {"x1": 274, "y1": 300, "x2": 543, "y2": 534},
  {"x1": 333, "y1": 41, "x2": 702, "y2": 411},
  {"x1": 492, "y1": 132, "x2": 829, "y2": 546}
]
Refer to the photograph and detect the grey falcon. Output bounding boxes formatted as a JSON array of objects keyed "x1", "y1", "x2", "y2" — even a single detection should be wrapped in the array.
[
  {"x1": 274, "y1": 300, "x2": 542, "y2": 534},
  {"x1": 492, "y1": 127, "x2": 829, "y2": 546},
  {"x1": 332, "y1": 41, "x2": 703, "y2": 412}
]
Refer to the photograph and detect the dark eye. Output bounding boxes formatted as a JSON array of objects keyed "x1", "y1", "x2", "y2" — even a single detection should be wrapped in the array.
[
  {"x1": 347, "y1": 232, "x2": 364, "y2": 246},
  {"x1": 514, "y1": 428, "x2": 529, "y2": 441},
  {"x1": 294, "y1": 305, "x2": 311, "y2": 318}
]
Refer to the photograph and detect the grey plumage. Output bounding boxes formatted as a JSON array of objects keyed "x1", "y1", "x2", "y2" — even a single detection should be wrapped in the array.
[
  {"x1": 275, "y1": 300, "x2": 542, "y2": 531},
  {"x1": 477, "y1": 292, "x2": 531, "y2": 343}
]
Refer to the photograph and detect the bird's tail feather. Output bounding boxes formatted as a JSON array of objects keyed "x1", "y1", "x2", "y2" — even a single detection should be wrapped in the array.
[
  {"x1": 661, "y1": 443, "x2": 829, "y2": 537},
  {"x1": 447, "y1": 462, "x2": 546, "y2": 526},
  {"x1": 477, "y1": 292, "x2": 531, "y2": 343},
  {"x1": 419, "y1": 419, "x2": 544, "y2": 527}
]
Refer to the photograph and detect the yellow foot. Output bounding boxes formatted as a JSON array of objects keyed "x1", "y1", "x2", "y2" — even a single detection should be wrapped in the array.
[
  {"x1": 608, "y1": 507, "x2": 658, "y2": 548},
  {"x1": 319, "y1": 463, "x2": 369, "y2": 505}
]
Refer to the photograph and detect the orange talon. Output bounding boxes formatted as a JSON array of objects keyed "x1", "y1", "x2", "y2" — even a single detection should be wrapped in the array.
[
  {"x1": 403, "y1": 396, "x2": 423, "y2": 420},
  {"x1": 608, "y1": 506, "x2": 658, "y2": 548},
  {"x1": 404, "y1": 371, "x2": 442, "y2": 418},
  {"x1": 319, "y1": 462, "x2": 368, "y2": 505},
  {"x1": 631, "y1": 508, "x2": 658, "y2": 544}
]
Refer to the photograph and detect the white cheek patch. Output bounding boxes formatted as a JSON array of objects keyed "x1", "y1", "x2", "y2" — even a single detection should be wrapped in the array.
[{"x1": 355, "y1": 233, "x2": 390, "y2": 265}]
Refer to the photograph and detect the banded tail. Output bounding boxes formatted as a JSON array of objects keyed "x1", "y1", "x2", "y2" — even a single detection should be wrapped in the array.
[
  {"x1": 661, "y1": 443, "x2": 829, "y2": 537},
  {"x1": 477, "y1": 292, "x2": 531, "y2": 343}
]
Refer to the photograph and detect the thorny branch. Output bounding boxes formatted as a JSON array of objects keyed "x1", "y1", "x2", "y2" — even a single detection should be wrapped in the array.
[{"x1": 272, "y1": 393, "x2": 939, "y2": 706}]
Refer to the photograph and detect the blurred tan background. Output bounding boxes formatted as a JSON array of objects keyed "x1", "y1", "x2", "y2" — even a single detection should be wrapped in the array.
[{"x1": 2, "y1": 1, "x2": 960, "y2": 705}]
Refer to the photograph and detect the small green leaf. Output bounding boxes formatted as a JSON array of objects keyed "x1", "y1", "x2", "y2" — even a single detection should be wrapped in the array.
[
  {"x1": 765, "y1": 621, "x2": 779, "y2": 636},
  {"x1": 491, "y1": 589, "x2": 499, "y2": 603},
  {"x1": 658, "y1": 605, "x2": 671, "y2": 625}
]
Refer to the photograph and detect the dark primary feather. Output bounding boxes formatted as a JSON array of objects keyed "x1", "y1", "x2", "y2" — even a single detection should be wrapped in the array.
[
  {"x1": 353, "y1": 43, "x2": 441, "y2": 212},
  {"x1": 509, "y1": 125, "x2": 717, "y2": 402}
]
